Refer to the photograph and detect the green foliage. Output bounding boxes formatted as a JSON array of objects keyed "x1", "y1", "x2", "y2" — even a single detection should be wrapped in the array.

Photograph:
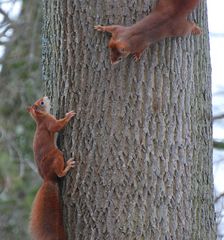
[
  {"x1": 0, "y1": 0, "x2": 42, "y2": 239},
  {"x1": 0, "y1": 149, "x2": 41, "y2": 240},
  {"x1": 213, "y1": 140, "x2": 224, "y2": 150}
]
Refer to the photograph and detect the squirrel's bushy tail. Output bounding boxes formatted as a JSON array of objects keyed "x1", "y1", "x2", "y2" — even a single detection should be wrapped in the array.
[
  {"x1": 156, "y1": 0, "x2": 200, "y2": 15},
  {"x1": 29, "y1": 181, "x2": 67, "y2": 240}
]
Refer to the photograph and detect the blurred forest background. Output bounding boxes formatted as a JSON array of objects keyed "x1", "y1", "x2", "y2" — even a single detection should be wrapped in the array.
[
  {"x1": 0, "y1": 0, "x2": 42, "y2": 239},
  {"x1": 0, "y1": 0, "x2": 224, "y2": 239}
]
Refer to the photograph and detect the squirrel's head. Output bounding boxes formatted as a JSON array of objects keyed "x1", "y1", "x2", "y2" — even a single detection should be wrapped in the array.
[
  {"x1": 108, "y1": 39, "x2": 129, "y2": 64},
  {"x1": 27, "y1": 96, "x2": 51, "y2": 120}
]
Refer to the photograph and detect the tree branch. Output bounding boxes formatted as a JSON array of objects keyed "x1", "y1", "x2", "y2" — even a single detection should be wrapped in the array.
[
  {"x1": 213, "y1": 113, "x2": 224, "y2": 121},
  {"x1": 215, "y1": 192, "x2": 224, "y2": 203},
  {"x1": 0, "y1": 7, "x2": 11, "y2": 23},
  {"x1": 0, "y1": 24, "x2": 13, "y2": 38},
  {"x1": 213, "y1": 140, "x2": 224, "y2": 149}
]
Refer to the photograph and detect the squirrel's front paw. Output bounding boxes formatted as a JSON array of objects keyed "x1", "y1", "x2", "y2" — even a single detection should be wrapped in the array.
[
  {"x1": 94, "y1": 25, "x2": 105, "y2": 32},
  {"x1": 192, "y1": 24, "x2": 202, "y2": 35},
  {"x1": 133, "y1": 54, "x2": 140, "y2": 62},
  {"x1": 67, "y1": 158, "x2": 75, "y2": 169},
  {"x1": 66, "y1": 111, "x2": 76, "y2": 120}
]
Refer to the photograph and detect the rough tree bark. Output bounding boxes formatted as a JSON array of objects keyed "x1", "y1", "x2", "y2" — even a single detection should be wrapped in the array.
[{"x1": 42, "y1": 0, "x2": 216, "y2": 239}]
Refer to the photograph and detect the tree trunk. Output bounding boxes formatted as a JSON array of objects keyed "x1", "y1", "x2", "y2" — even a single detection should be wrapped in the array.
[{"x1": 42, "y1": 0, "x2": 216, "y2": 239}]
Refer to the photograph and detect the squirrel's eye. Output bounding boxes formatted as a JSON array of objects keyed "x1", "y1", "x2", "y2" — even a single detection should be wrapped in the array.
[{"x1": 40, "y1": 101, "x2": 44, "y2": 106}]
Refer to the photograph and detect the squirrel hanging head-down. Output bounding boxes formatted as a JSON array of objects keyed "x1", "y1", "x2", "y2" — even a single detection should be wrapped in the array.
[{"x1": 95, "y1": 0, "x2": 202, "y2": 64}]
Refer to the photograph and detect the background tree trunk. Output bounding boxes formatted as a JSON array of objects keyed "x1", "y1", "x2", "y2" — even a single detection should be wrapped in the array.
[
  {"x1": 42, "y1": 0, "x2": 216, "y2": 239},
  {"x1": 0, "y1": 1, "x2": 41, "y2": 239}
]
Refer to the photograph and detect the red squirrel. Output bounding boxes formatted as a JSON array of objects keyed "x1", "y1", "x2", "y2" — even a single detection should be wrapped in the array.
[
  {"x1": 27, "y1": 96, "x2": 75, "y2": 240},
  {"x1": 94, "y1": 0, "x2": 202, "y2": 64}
]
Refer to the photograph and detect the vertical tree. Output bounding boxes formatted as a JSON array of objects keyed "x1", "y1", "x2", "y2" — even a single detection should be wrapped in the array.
[{"x1": 42, "y1": 0, "x2": 216, "y2": 239}]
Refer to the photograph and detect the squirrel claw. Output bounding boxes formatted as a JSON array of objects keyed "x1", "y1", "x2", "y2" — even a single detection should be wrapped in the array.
[
  {"x1": 66, "y1": 111, "x2": 76, "y2": 119},
  {"x1": 67, "y1": 158, "x2": 75, "y2": 168},
  {"x1": 94, "y1": 25, "x2": 105, "y2": 32},
  {"x1": 192, "y1": 25, "x2": 202, "y2": 35},
  {"x1": 133, "y1": 54, "x2": 140, "y2": 62},
  {"x1": 133, "y1": 51, "x2": 144, "y2": 62}
]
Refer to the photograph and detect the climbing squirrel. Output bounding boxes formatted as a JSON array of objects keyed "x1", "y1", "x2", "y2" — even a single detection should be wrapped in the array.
[
  {"x1": 94, "y1": 0, "x2": 202, "y2": 64},
  {"x1": 27, "y1": 96, "x2": 75, "y2": 240}
]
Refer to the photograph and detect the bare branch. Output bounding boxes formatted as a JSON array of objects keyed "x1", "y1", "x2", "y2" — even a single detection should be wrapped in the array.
[
  {"x1": 215, "y1": 192, "x2": 224, "y2": 203},
  {"x1": 0, "y1": 7, "x2": 11, "y2": 23},
  {"x1": 213, "y1": 113, "x2": 224, "y2": 121},
  {"x1": 0, "y1": 24, "x2": 13, "y2": 38}
]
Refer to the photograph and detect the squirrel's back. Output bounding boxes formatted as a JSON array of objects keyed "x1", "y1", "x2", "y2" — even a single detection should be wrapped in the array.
[{"x1": 156, "y1": 0, "x2": 200, "y2": 15}]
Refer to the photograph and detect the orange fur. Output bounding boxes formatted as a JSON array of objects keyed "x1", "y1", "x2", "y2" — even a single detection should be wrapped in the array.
[
  {"x1": 27, "y1": 97, "x2": 75, "y2": 240},
  {"x1": 95, "y1": 0, "x2": 202, "y2": 64}
]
